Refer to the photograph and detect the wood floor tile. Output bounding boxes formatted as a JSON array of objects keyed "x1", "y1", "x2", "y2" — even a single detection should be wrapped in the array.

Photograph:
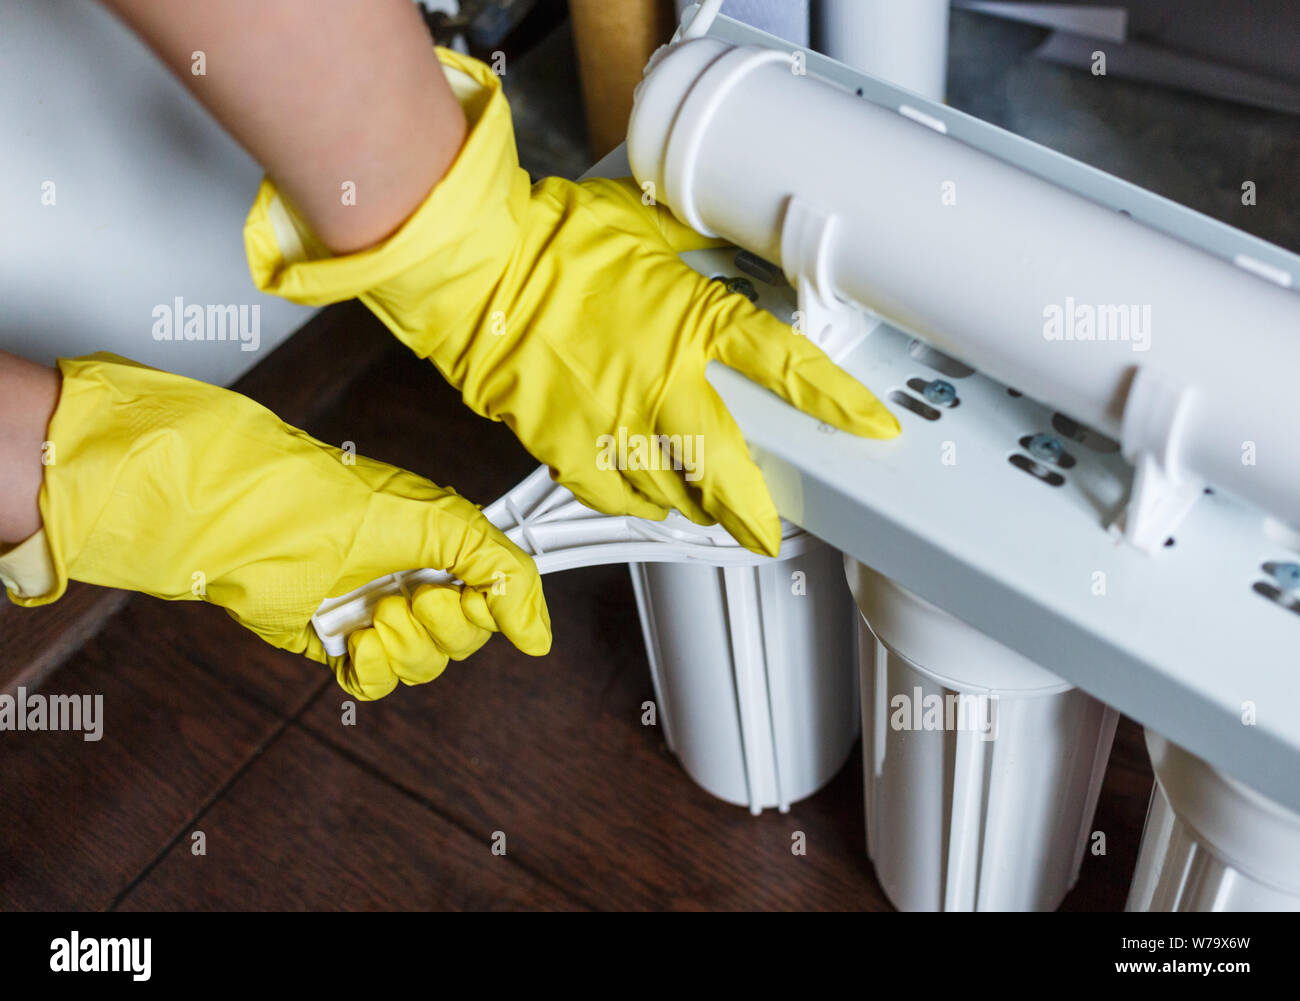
[
  {"x1": 305, "y1": 341, "x2": 540, "y2": 506},
  {"x1": 0, "y1": 605, "x2": 281, "y2": 910},
  {"x1": 117, "y1": 725, "x2": 582, "y2": 911},
  {"x1": 0, "y1": 584, "x2": 128, "y2": 698},
  {"x1": 120, "y1": 596, "x2": 330, "y2": 718}
]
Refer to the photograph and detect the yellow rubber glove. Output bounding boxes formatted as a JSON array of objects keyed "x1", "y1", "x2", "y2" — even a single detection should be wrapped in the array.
[
  {"x1": 245, "y1": 48, "x2": 898, "y2": 557},
  {"x1": 11, "y1": 353, "x2": 550, "y2": 700}
]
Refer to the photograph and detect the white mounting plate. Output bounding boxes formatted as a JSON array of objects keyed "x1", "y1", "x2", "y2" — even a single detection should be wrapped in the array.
[{"x1": 593, "y1": 13, "x2": 1300, "y2": 812}]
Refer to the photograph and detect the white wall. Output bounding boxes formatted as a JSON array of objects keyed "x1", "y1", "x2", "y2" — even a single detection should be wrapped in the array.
[{"x1": 0, "y1": 0, "x2": 312, "y2": 386}]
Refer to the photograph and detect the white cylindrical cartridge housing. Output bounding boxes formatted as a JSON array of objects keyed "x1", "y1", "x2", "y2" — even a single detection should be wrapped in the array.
[{"x1": 628, "y1": 39, "x2": 1300, "y2": 527}]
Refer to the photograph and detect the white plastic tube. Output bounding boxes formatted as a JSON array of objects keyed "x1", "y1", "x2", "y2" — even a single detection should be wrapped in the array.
[
  {"x1": 628, "y1": 38, "x2": 1300, "y2": 531},
  {"x1": 813, "y1": 0, "x2": 950, "y2": 100}
]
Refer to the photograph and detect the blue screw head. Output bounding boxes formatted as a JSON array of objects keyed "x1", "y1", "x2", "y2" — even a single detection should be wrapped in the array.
[
  {"x1": 1273, "y1": 563, "x2": 1300, "y2": 590},
  {"x1": 923, "y1": 379, "x2": 957, "y2": 406},
  {"x1": 1027, "y1": 433, "x2": 1064, "y2": 464}
]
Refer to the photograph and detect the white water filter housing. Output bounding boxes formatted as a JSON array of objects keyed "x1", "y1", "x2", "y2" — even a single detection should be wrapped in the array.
[
  {"x1": 1128, "y1": 731, "x2": 1300, "y2": 911},
  {"x1": 847, "y1": 559, "x2": 1118, "y2": 911},
  {"x1": 628, "y1": 37, "x2": 1300, "y2": 548},
  {"x1": 632, "y1": 537, "x2": 860, "y2": 815}
]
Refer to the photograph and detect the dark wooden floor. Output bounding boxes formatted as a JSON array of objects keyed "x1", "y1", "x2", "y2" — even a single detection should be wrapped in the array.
[{"x1": 0, "y1": 302, "x2": 1155, "y2": 911}]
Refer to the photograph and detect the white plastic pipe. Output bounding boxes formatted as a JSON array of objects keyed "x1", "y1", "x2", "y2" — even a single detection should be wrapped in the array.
[
  {"x1": 628, "y1": 38, "x2": 1300, "y2": 532},
  {"x1": 814, "y1": 0, "x2": 950, "y2": 101}
]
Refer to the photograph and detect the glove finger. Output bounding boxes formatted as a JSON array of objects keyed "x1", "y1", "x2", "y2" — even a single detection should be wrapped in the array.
[
  {"x1": 619, "y1": 438, "x2": 714, "y2": 529},
  {"x1": 706, "y1": 296, "x2": 900, "y2": 439},
  {"x1": 411, "y1": 582, "x2": 493, "y2": 661},
  {"x1": 343, "y1": 629, "x2": 400, "y2": 701},
  {"x1": 370, "y1": 593, "x2": 451, "y2": 686},
  {"x1": 549, "y1": 460, "x2": 673, "y2": 523},
  {"x1": 482, "y1": 565, "x2": 552, "y2": 658},
  {"x1": 460, "y1": 586, "x2": 497, "y2": 635},
  {"x1": 418, "y1": 491, "x2": 553, "y2": 658},
  {"x1": 657, "y1": 376, "x2": 782, "y2": 557}
]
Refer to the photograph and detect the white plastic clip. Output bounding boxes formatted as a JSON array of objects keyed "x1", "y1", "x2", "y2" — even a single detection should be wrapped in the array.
[
  {"x1": 1116, "y1": 367, "x2": 1204, "y2": 553},
  {"x1": 780, "y1": 195, "x2": 878, "y2": 363}
]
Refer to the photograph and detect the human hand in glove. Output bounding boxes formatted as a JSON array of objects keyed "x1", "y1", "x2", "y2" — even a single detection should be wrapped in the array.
[
  {"x1": 3, "y1": 353, "x2": 550, "y2": 700},
  {"x1": 245, "y1": 48, "x2": 898, "y2": 558}
]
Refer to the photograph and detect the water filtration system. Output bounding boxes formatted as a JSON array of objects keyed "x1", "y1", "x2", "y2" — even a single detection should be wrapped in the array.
[
  {"x1": 314, "y1": 4, "x2": 1300, "y2": 910},
  {"x1": 628, "y1": 28, "x2": 1300, "y2": 554}
]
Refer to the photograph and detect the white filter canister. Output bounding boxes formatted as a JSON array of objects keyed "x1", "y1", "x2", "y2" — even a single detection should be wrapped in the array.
[
  {"x1": 632, "y1": 534, "x2": 860, "y2": 814},
  {"x1": 847, "y1": 558, "x2": 1119, "y2": 911},
  {"x1": 1128, "y1": 730, "x2": 1300, "y2": 911}
]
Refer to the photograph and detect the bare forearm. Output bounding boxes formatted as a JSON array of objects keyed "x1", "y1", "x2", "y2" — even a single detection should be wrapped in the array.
[
  {"x1": 103, "y1": 0, "x2": 467, "y2": 253},
  {"x1": 0, "y1": 352, "x2": 60, "y2": 544}
]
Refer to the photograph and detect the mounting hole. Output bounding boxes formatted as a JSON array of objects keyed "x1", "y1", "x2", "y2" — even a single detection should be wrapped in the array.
[
  {"x1": 733, "y1": 250, "x2": 786, "y2": 286},
  {"x1": 1008, "y1": 453, "x2": 1065, "y2": 487},
  {"x1": 1051, "y1": 413, "x2": 1121, "y2": 453},
  {"x1": 1252, "y1": 580, "x2": 1300, "y2": 618},
  {"x1": 888, "y1": 389, "x2": 941, "y2": 421},
  {"x1": 908, "y1": 340, "x2": 975, "y2": 378},
  {"x1": 1164, "y1": 537, "x2": 1176, "y2": 548}
]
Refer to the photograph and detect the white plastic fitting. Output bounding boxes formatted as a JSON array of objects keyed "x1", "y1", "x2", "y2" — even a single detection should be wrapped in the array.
[
  {"x1": 627, "y1": 36, "x2": 1300, "y2": 549},
  {"x1": 310, "y1": 465, "x2": 797, "y2": 658}
]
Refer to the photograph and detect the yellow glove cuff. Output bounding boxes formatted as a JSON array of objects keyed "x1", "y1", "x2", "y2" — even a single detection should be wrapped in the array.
[
  {"x1": 0, "y1": 528, "x2": 57, "y2": 604},
  {"x1": 243, "y1": 47, "x2": 532, "y2": 354}
]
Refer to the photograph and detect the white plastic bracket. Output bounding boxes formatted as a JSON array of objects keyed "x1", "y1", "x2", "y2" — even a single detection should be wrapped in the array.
[
  {"x1": 1116, "y1": 366, "x2": 1204, "y2": 553},
  {"x1": 780, "y1": 195, "x2": 878, "y2": 363},
  {"x1": 311, "y1": 464, "x2": 798, "y2": 658}
]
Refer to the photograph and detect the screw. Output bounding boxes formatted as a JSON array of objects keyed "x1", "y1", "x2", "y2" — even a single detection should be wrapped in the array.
[
  {"x1": 724, "y1": 276, "x2": 758, "y2": 302},
  {"x1": 1027, "y1": 433, "x2": 1064, "y2": 464},
  {"x1": 922, "y1": 379, "x2": 956, "y2": 406},
  {"x1": 1273, "y1": 563, "x2": 1300, "y2": 590}
]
